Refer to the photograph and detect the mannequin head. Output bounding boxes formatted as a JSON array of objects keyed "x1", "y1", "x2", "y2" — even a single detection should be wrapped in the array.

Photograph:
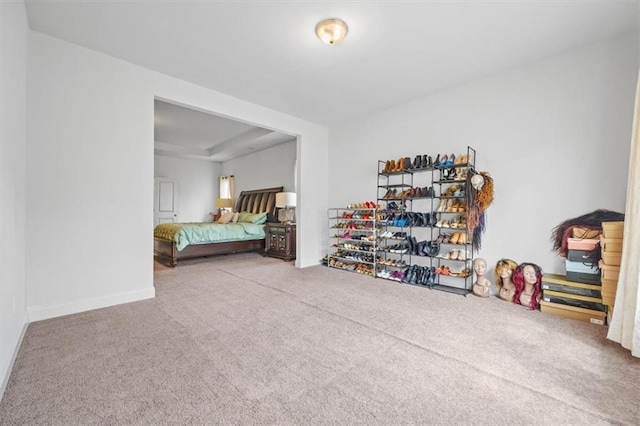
[
  {"x1": 494, "y1": 259, "x2": 518, "y2": 291},
  {"x1": 512, "y1": 262, "x2": 543, "y2": 309},
  {"x1": 473, "y1": 258, "x2": 487, "y2": 277}
]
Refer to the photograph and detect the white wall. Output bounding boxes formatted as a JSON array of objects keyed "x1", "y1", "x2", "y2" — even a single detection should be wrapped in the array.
[
  {"x1": 26, "y1": 31, "x2": 327, "y2": 322},
  {"x1": 222, "y1": 139, "x2": 296, "y2": 195},
  {"x1": 330, "y1": 33, "x2": 638, "y2": 278},
  {"x1": 1, "y1": 1, "x2": 29, "y2": 396},
  {"x1": 154, "y1": 155, "x2": 220, "y2": 222}
]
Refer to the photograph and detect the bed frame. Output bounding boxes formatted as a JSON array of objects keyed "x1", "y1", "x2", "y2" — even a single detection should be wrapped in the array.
[{"x1": 154, "y1": 186, "x2": 283, "y2": 267}]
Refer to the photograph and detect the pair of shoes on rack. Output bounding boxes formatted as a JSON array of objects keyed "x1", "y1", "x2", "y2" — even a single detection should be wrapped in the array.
[
  {"x1": 411, "y1": 154, "x2": 433, "y2": 169},
  {"x1": 436, "y1": 249, "x2": 467, "y2": 261},
  {"x1": 435, "y1": 153, "x2": 456, "y2": 167}
]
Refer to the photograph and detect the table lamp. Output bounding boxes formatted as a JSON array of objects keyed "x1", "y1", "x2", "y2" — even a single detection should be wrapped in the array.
[
  {"x1": 215, "y1": 198, "x2": 234, "y2": 214},
  {"x1": 275, "y1": 192, "x2": 296, "y2": 223}
]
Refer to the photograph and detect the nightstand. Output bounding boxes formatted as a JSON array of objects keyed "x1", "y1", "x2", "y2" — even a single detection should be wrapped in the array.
[{"x1": 264, "y1": 222, "x2": 296, "y2": 261}]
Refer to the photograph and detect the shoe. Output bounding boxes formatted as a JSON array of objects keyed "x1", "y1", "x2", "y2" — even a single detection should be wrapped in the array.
[
  {"x1": 446, "y1": 153, "x2": 455, "y2": 166},
  {"x1": 413, "y1": 155, "x2": 422, "y2": 169},
  {"x1": 450, "y1": 216, "x2": 459, "y2": 229},
  {"x1": 438, "y1": 154, "x2": 448, "y2": 167},
  {"x1": 458, "y1": 232, "x2": 467, "y2": 245},
  {"x1": 450, "y1": 233, "x2": 460, "y2": 244},
  {"x1": 404, "y1": 157, "x2": 412, "y2": 170}
]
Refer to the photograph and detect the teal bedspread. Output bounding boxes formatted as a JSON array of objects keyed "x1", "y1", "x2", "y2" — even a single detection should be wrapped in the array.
[{"x1": 154, "y1": 222, "x2": 265, "y2": 251}]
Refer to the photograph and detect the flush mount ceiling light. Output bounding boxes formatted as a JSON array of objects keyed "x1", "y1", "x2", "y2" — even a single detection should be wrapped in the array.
[{"x1": 315, "y1": 18, "x2": 348, "y2": 45}]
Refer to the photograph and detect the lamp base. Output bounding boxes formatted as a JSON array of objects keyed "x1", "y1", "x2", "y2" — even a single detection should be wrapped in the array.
[{"x1": 278, "y1": 208, "x2": 295, "y2": 223}]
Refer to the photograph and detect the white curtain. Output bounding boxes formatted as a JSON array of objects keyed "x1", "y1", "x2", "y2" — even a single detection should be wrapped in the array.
[
  {"x1": 219, "y1": 175, "x2": 234, "y2": 200},
  {"x1": 607, "y1": 71, "x2": 640, "y2": 357}
]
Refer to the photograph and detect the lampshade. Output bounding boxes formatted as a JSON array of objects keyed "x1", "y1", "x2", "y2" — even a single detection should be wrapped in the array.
[
  {"x1": 275, "y1": 192, "x2": 296, "y2": 208},
  {"x1": 315, "y1": 18, "x2": 348, "y2": 45},
  {"x1": 215, "y1": 198, "x2": 233, "y2": 209}
]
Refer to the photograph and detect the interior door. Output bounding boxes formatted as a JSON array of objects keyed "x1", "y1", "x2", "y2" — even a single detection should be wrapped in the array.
[{"x1": 154, "y1": 178, "x2": 178, "y2": 225}]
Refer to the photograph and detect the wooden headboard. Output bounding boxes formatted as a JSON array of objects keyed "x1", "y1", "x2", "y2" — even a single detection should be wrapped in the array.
[{"x1": 235, "y1": 186, "x2": 284, "y2": 223}]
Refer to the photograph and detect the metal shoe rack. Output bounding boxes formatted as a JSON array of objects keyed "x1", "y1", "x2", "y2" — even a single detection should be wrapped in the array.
[
  {"x1": 326, "y1": 207, "x2": 378, "y2": 276},
  {"x1": 375, "y1": 146, "x2": 477, "y2": 295}
]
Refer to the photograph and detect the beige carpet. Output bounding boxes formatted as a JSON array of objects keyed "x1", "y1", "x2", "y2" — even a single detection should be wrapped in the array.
[{"x1": 1, "y1": 253, "x2": 639, "y2": 425}]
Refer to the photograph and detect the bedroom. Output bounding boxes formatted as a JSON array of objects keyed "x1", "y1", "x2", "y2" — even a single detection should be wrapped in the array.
[{"x1": 153, "y1": 99, "x2": 298, "y2": 266}]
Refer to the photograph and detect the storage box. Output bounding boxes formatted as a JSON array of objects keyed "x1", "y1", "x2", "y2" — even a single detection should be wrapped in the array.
[
  {"x1": 566, "y1": 271, "x2": 601, "y2": 285},
  {"x1": 542, "y1": 290, "x2": 606, "y2": 312},
  {"x1": 567, "y1": 238, "x2": 600, "y2": 251},
  {"x1": 600, "y1": 263, "x2": 620, "y2": 281},
  {"x1": 542, "y1": 274, "x2": 602, "y2": 297},
  {"x1": 565, "y1": 260, "x2": 599, "y2": 274},
  {"x1": 540, "y1": 300, "x2": 606, "y2": 325},
  {"x1": 601, "y1": 251, "x2": 622, "y2": 266},
  {"x1": 602, "y1": 221, "x2": 624, "y2": 239},
  {"x1": 568, "y1": 249, "x2": 600, "y2": 263},
  {"x1": 601, "y1": 278, "x2": 618, "y2": 305},
  {"x1": 600, "y1": 236, "x2": 623, "y2": 253},
  {"x1": 572, "y1": 227, "x2": 601, "y2": 239}
]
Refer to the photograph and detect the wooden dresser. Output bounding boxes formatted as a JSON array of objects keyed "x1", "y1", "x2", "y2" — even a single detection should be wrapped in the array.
[{"x1": 264, "y1": 222, "x2": 296, "y2": 261}]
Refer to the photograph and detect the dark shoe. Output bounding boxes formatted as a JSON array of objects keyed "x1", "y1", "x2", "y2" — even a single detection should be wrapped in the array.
[{"x1": 404, "y1": 157, "x2": 413, "y2": 170}]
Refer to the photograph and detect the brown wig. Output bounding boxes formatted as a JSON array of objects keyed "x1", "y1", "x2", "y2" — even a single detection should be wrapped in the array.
[{"x1": 551, "y1": 209, "x2": 624, "y2": 258}]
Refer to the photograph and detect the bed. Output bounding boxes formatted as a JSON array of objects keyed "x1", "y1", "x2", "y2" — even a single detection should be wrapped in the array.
[{"x1": 154, "y1": 186, "x2": 283, "y2": 267}]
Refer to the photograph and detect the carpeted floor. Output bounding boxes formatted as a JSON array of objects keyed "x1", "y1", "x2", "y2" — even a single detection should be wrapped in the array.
[{"x1": 1, "y1": 253, "x2": 639, "y2": 425}]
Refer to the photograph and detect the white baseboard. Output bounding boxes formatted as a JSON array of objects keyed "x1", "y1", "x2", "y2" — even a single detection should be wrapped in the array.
[
  {"x1": 1, "y1": 313, "x2": 29, "y2": 400},
  {"x1": 27, "y1": 287, "x2": 156, "y2": 323}
]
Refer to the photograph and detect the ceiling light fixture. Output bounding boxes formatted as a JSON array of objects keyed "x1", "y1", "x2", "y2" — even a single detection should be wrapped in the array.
[{"x1": 315, "y1": 18, "x2": 348, "y2": 45}]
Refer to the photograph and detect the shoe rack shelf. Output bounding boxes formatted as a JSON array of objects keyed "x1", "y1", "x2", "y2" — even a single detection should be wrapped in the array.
[
  {"x1": 327, "y1": 207, "x2": 378, "y2": 277},
  {"x1": 376, "y1": 146, "x2": 478, "y2": 295}
]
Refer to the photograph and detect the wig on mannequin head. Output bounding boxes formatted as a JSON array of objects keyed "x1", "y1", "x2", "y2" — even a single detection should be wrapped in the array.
[
  {"x1": 494, "y1": 259, "x2": 518, "y2": 292},
  {"x1": 512, "y1": 263, "x2": 543, "y2": 309}
]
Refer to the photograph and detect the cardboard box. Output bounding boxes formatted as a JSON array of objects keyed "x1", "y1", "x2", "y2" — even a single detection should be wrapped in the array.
[
  {"x1": 540, "y1": 300, "x2": 606, "y2": 325},
  {"x1": 601, "y1": 278, "x2": 618, "y2": 305},
  {"x1": 565, "y1": 260, "x2": 599, "y2": 274},
  {"x1": 601, "y1": 251, "x2": 622, "y2": 266},
  {"x1": 600, "y1": 263, "x2": 620, "y2": 281},
  {"x1": 602, "y1": 221, "x2": 624, "y2": 239},
  {"x1": 542, "y1": 290, "x2": 606, "y2": 312},
  {"x1": 568, "y1": 249, "x2": 600, "y2": 263},
  {"x1": 566, "y1": 270, "x2": 601, "y2": 285},
  {"x1": 572, "y1": 227, "x2": 601, "y2": 239},
  {"x1": 567, "y1": 238, "x2": 600, "y2": 251},
  {"x1": 600, "y1": 236, "x2": 623, "y2": 253},
  {"x1": 542, "y1": 274, "x2": 602, "y2": 298}
]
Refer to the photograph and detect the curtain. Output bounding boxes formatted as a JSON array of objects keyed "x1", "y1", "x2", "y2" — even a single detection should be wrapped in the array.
[
  {"x1": 607, "y1": 71, "x2": 640, "y2": 357},
  {"x1": 219, "y1": 175, "x2": 234, "y2": 200}
]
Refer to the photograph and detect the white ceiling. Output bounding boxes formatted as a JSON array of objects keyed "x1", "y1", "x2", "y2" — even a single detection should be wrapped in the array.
[
  {"x1": 154, "y1": 100, "x2": 294, "y2": 162},
  {"x1": 24, "y1": 0, "x2": 639, "y2": 159}
]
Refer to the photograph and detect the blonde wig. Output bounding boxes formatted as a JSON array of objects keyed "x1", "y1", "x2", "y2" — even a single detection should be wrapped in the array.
[{"x1": 494, "y1": 258, "x2": 518, "y2": 292}]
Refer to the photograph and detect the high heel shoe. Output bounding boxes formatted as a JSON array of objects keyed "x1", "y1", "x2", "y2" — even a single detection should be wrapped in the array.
[
  {"x1": 446, "y1": 153, "x2": 455, "y2": 166},
  {"x1": 438, "y1": 154, "x2": 448, "y2": 167}
]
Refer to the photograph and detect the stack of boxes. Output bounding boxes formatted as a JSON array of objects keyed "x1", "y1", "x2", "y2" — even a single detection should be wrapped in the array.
[
  {"x1": 599, "y1": 221, "x2": 625, "y2": 318},
  {"x1": 540, "y1": 230, "x2": 607, "y2": 325}
]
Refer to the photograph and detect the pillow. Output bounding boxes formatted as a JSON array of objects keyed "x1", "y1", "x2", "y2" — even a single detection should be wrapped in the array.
[
  {"x1": 238, "y1": 211, "x2": 268, "y2": 224},
  {"x1": 217, "y1": 212, "x2": 234, "y2": 224},
  {"x1": 236, "y1": 212, "x2": 251, "y2": 223},
  {"x1": 231, "y1": 212, "x2": 239, "y2": 223}
]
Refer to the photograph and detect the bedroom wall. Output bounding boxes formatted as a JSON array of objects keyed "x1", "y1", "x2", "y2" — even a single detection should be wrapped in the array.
[
  {"x1": 221, "y1": 139, "x2": 297, "y2": 196},
  {"x1": 1, "y1": 1, "x2": 29, "y2": 396},
  {"x1": 329, "y1": 32, "x2": 638, "y2": 279},
  {"x1": 154, "y1": 155, "x2": 220, "y2": 223},
  {"x1": 26, "y1": 31, "x2": 328, "y2": 321}
]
